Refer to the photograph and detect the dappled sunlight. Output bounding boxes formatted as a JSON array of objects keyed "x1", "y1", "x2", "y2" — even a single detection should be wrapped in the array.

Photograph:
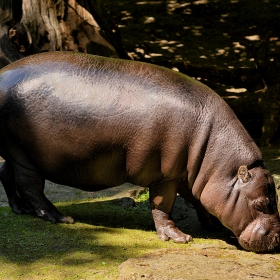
[
  {"x1": 136, "y1": 1, "x2": 162, "y2": 4},
  {"x1": 105, "y1": 0, "x2": 280, "y2": 75},
  {"x1": 167, "y1": 1, "x2": 192, "y2": 14},
  {"x1": 244, "y1": 35, "x2": 261, "y2": 41},
  {"x1": 191, "y1": 25, "x2": 203, "y2": 36},
  {"x1": 272, "y1": 156, "x2": 280, "y2": 161},
  {"x1": 232, "y1": 41, "x2": 246, "y2": 50},
  {"x1": 143, "y1": 16, "x2": 155, "y2": 24},
  {"x1": 225, "y1": 88, "x2": 247, "y2": 93},
  {"x1": 223, "y1": 95, "x2": 239, "y2": 100},
  {"x1": 216, "y1": 48, "x2": 227, "y2": 56},
  {"x1": 120, "y1": 10, "x2": 132, "y2": 21},
  {"x1": 144, "y1": 53, "x2": 163, "y2": 58},
  {"x1": 223, "y1": 87, "x2": 247, "y2": 100},
  {"x1": 193, "y1": 0, "x2": 208, "y2": 4}
]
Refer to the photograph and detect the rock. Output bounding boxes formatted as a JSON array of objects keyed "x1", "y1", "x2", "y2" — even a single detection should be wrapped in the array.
[
  {"x1": 129, "y1": 187, "x2": 148, "y2": 198},
  {"x1": 109, "y1": 183, "x2": 146, "y2": 199},
  {"x1": 110, "y1": 197, "x2": 136, "y2": 208}
]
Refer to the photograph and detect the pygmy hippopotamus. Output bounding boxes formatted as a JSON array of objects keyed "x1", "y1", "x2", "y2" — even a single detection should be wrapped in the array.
[{"x1": 0, "y1": 51, "x2": 279, "y2": 252}]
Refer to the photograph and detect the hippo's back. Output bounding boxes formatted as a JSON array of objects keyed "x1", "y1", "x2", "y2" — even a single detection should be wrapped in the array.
[{"x1": 0, "y1": 51, "x2": 213, "y2": 115}]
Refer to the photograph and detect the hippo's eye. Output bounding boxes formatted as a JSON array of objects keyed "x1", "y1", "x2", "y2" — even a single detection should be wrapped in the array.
[
  {"x1": 254, "y1": 199, "x2": 269, "y2": 213},
  {"x1": 254, "y1": 199, "x2": 265, "y2": 211}
]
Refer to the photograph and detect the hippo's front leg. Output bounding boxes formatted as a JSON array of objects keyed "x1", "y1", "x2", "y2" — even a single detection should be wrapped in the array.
[
  {"x1": 12, "y1": 163, "x2": 74, "y2": 224},
  {"x1": 150, "y1": 180, "x2": 193, "y2": 243}
]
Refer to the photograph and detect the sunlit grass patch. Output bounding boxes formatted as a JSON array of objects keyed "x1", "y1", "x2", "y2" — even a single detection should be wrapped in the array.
[{"x1": 0, "y1": 197, "x2": 190, "y2": 279}]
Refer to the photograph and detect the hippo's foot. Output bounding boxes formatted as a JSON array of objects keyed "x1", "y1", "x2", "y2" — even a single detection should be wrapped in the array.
[
  {"x1": 37, "y1": 210, "x2": 74, "y2": 224},
  {"x1": 9, "y1": 194, "x2": 74, "y2": 224},
  {"x1": 152, "y1": 209, "x2": 193, "y2": 243},
  {"x1": 34, "y1": 205, "x2": 75, "y2": 224},
  {"x1": 9, "y1": 195, "x2": 34, "y2": 215}
]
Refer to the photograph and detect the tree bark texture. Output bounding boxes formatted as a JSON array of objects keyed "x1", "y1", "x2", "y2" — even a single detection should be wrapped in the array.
[
  {"x1": 0, "y1": 0, "x2": 129, "y2": 68},
  {"x1": 0, "y1": 0, "x2": 24, "y2": 67}
]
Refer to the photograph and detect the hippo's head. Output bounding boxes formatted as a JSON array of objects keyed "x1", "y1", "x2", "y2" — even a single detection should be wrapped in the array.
[{"x1": 221, "y1": 166, "x2": 280, "y2": 252}]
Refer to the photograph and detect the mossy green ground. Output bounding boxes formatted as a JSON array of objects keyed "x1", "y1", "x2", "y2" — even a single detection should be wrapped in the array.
[{"x1": 0, "y1": 195, "x2": 190, "y2": 279}]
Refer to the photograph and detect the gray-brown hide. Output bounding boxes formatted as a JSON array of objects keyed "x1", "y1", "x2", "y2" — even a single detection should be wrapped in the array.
[{"x1": 0, "y1": 52, "x2": 279, "y2": 252}]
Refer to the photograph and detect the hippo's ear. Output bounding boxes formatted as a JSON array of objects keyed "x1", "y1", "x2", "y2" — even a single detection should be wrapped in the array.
[{"x1": 238, "y1": 165, "x2": 251, "y2": 183}]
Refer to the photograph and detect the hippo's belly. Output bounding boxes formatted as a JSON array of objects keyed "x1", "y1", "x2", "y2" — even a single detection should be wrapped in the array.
[{"x1": 38, "y1": 145, "x2": 163, "y2": 191}]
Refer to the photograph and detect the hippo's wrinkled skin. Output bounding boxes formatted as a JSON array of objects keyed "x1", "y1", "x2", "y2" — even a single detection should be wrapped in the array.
[{"x1": 0, "y1": 52, "x2": 279, "y2": 252}]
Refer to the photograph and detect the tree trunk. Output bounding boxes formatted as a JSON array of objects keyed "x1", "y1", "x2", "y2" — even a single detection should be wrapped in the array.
[
  {"x1": 0, "y1": 0, "x2": 129, "y2": 69},
  {"x1": 0, "y1": 0, "x2": 24, "y2": 67}
]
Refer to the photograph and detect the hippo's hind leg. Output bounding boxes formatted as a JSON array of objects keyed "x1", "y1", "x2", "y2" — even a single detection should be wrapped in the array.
[
  {"x1": 14, "y1": 164, "x2": 74, "y2": 224},
  {"x1": 0, "y1": 161, "x2": 33, "y2": 214},
  {"x1": 1, "y1": 161, "x2": 74, "y2": 224},
  {"x1": 149, "y1": 179, "x2": 193, "y2": 244}
]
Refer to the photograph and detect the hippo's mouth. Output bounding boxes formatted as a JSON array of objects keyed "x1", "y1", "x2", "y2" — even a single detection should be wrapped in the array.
[{"x1": 238, "y1": 218, "x2": 280, "y2": 253}]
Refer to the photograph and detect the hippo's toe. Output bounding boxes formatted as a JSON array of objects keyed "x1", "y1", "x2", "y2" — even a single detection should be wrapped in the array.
[
  {"x1": 60, "y1": 215, "x2": 75, "y2": 224},
  {"x1": 40, "y1": 212, "x2": 75, "y2": 224},
  {"x1": 163, "y1": 220, "x2": 193, "y2": 243},
  {"x1": 156, "y1": 227, "x2": 170, "y2": 241}
]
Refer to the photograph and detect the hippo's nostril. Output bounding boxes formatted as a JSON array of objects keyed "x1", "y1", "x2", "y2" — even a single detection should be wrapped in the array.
[{"x1": 274, "y1": 233, "x2": 280, "y2": 244}]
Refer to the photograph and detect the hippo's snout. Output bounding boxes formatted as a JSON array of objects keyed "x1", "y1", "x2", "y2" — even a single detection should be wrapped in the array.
[{"x1": 238, "y1": 216, "x2": 280, "y2": 252}]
